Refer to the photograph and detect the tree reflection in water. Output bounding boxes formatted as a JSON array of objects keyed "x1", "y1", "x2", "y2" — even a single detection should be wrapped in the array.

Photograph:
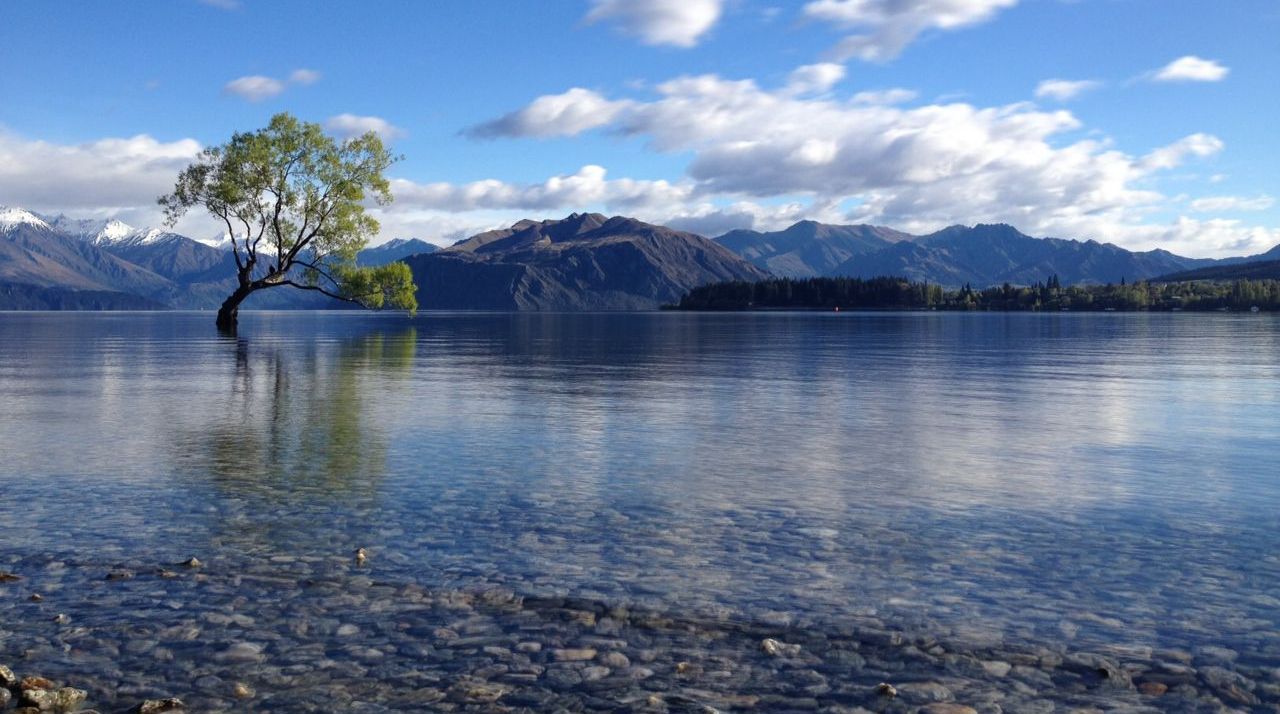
[{"x1": 200, "y1": 327, "x2": 418, "y2": 506}]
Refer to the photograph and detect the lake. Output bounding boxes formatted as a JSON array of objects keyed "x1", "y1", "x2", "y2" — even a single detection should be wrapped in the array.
[{"x1": 1, "y1": 311, "x2": 1278, "y2": 711}]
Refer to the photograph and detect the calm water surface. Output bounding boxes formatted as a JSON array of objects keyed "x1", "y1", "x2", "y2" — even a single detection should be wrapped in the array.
[{"x1": 1, "y1": 311, "x2": 1278, "y2": 710}]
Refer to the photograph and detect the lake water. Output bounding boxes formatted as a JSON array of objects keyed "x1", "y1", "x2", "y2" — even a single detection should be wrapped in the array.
[{"x1": 1, "y1": 311, "x2": 1278, "y2": 711}]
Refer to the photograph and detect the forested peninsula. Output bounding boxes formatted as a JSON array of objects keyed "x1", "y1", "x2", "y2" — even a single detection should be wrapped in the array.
[{"x1": 673, "y1": 276, "x2": 1280, "y2": 312}]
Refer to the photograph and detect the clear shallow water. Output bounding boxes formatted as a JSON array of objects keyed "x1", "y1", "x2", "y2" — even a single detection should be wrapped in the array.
[{"x1": 1, "y1": 311, "x2": 1279, "y2": 711}]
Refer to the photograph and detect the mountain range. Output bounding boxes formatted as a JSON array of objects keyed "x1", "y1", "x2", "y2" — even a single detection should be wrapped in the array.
[
  {"x1": 0, "y1": 206, "x2": 414, "y2": 310},
  {"x1": 402, "y1": 212, "x2": 766, "y2": 310},
  {"x1": 716, "y1": 221, "x2": 912, "y2": 278},
  {"x1": 3, "y1": 202, "x2": 1280, "y2": 311},
  {"x1": 356, "y1": 238, "x2": 437, "y2": 267},
  {"x1": 1157, "y1": 255, "x2": 1280, "y2": 282},
  {"x1": 715, "y1": 221, "x2": 1280, "y2": 287},
  {"x1": 825, "y1": 223, "x2": 1217, "y2": 286}
]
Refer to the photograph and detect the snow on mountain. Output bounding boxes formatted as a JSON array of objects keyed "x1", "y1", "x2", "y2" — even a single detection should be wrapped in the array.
[
  {"x1": 43, "y1": 214, "x2": 145, "y2": 244},
  {"x1": 39, "y1": 211, "x2": 201, "y2": 247},
  {"x1": 43, "y1": 214, "x2": 116, "y2": 240},
  {"x1": 202, "y1": 232, "x2": 240, "y2": 251},
  {"x1": 0, "y1": 205, "x2": 52, "y2": 232},
  {"x1": 95, "y1": 220, "x2": 137, "y2": 243},
  {"x1": 100, "y1": 227, "x2": 188, "y2": 247}
]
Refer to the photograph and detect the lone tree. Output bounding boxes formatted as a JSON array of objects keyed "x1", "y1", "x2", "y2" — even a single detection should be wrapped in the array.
[{"x1": 160, "y1": 113, "x2": 417, "y2": 331}]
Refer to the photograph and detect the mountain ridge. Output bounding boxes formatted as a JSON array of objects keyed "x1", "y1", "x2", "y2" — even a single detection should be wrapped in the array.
[
  {"x1": 4, "y1": 204, "x2": 1280, "y2": 310},
  {"x1": 715, "y1": 220, "x2": 913, "y2": 278},
  {"x1": 820, "y1": 222, "x2": 1218, "y2": 287},
  {"x1": 404, "y1": 213, "x2": 768, "y2": 310}
]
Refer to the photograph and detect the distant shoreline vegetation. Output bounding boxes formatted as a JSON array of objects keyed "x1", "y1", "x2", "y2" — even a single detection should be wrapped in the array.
[{"x1": 671, "y1": 276, "x2": 1280, "y2": 312}]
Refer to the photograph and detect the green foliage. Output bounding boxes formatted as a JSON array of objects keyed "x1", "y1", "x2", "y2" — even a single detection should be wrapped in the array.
[
  {"x1": 335, "y1": 262, "x2": 418, "y2": 314},
  {"x1": 677, "y1": 277, "x2": 941, "y2": 310},
  {"x1": 676, "y1": 275, "x2": 1280, "y2": 312},
  {"x1": 158, "y1": 112, "x2": 417, "y2": 317}
]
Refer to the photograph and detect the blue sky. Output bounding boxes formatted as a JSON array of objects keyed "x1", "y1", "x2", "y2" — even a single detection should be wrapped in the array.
[{"x1": 1, "y1": 0, "x2": 1277, "y2": 256}]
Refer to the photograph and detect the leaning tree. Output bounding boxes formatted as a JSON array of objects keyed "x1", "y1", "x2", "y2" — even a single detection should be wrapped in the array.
[{"x1": 160, "y1": 112, "x2": 417, "y2": 331}]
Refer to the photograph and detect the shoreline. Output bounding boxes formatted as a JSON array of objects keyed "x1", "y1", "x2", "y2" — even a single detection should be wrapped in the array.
[{"x1": 2, "y1": 565, "x2": 1274, "y2": 712}]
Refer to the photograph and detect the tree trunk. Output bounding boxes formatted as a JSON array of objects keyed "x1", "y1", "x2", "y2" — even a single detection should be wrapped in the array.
[{"x1": 216, "y1": 284, "x2": 254, "y2": 333}]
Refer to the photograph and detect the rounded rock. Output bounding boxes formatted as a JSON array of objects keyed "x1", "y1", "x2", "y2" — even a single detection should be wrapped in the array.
[
  {"x1": 134, "y1": 698, "x2": 186, "y2": 713},
  {"x1": 1138, "y1": 681, "x2": 1168, "y2": 696},
  {"x1": 552, "y1": 647, "x2": 597, "y2": 662}
]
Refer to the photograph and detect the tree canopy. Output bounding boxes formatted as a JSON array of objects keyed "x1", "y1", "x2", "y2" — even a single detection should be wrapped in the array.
[{"x1": 160, "y1": 112, "x2": 417, "y2": 330}]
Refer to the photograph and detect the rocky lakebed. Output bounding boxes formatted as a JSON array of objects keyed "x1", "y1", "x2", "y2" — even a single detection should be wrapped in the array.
[{"x1": 1, "y1": 549, "x2": 1278, "y2": 713}]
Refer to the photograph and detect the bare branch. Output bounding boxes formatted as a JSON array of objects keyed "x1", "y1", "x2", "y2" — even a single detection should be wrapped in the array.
[
  {"x1": 214, "y1": 206, "x2": 245, "y2": 273},
  {"x1": 293, "y1": 259, "x2": 341, "y2": 287},
  {"x1": 272, "y1": 280, "x2": 367, "y2": 306}
]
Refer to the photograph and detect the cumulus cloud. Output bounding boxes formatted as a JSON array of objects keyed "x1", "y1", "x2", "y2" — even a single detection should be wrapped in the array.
[
  {"x1": 0, "y1": 127, "x2": 212, "y2": 234},
  {"x1": 1139, "y1": 133, "x2": 1223, "y2": 171},
  {"x1": 1151, "y1": 55, "x2": 1229, "y2": 82},
  {"x1": 223, "y1": 68, "x2": 321, "y2": 101},
  {"x1": 661, "y1": 200, "x2": 841, "y2": 236},
  {"x1": 223, "y1": 75, "x2": 286, "y2": 102},
  {"x1": 784, "y1": 63, "x2": 846, "y2": 96},
  {"x1": 387, "y1": 165, "x2": 692, "y2": 213},
  {"x1": 1139, "y1": 217, "x2": 1280, "y2": 257},
  {"x1": 0, "y1": 129, "x2": 200, "y2": 211},
  {"x1": 850, "y1": 88, "x2": 919, "y2": 105},
  {"x1": 1189, "y1": 195, "x2": 1275, "y2": 213},
  {"x1": 803, "y1": 0, "x2": 1020, "y2": 61},
  {"x1": 1034, "y1": 79, "x2": 1100, "y2": 101},
  {"x1": 467, "y1": 88, "x2": 632, "y2": 138},
  {"x1": 465, "y1": 67, "x2": 1280, "y2": 255},
  {"x1": 584, "y1": 0, "x2": 724, "y2": 47},
  {"x1": 325, "y1": 114, "x2": 406, "y2": 140}
]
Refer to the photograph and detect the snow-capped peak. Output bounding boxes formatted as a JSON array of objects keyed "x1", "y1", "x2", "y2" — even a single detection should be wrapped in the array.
[
  {"x1": 201, "y1": 231, "x2": 244, "y2": 251},
  {"x1": 94, "y1": 219, "x2": 136, "y2": 243},
  {"x1": 43, "y1": 213, "x2": 124, "y2": 242},
  {"x1": 0, "y1": 205, "x2": 51, "y2": 232}
]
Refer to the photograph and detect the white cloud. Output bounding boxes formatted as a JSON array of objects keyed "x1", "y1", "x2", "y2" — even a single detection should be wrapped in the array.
[
  {"x1": 851, "y1": 88, "x2": 919, "y2": 105},
  {"x1": 1189, "y1": 195, "x2": 1275, "y2": 213},
  {"x1": 467, "y1": 88, "x2": 632, "y2": 138},
  {"x1": 325, "y1": 114, "x2": 406, "y2": 140},
  {"x1": 803, "y1": 0, "x2": 1020, "y2": 61},
  {"x1": 1152, "y1": 55, "x2": 1229, "y2": 82},
  {"x1": 289, "y1": 68, "x2": 322, "y2": 85},
  {"x1": 198, "y1": 0, "x2": 240, "y2": 9},
  {"x1": 223, "y1": 69, "x2": 321, "y2": 101},
  {"x1": 784, "y1": 63, "x2": 846, "y2": 96},
  {"x1": 1136, "y1": 217, "x2": 1280, "y2": 257},
  {"x1": 466, "y1": 68, "x2": 1280, "y2": 256},
  {"x1": 388, "y1": 165, "x2": 692, "y2": 213},
  {"x1": 1034, "y1": 79, "x2": 1100, "y2": 101},
  {"x1": 0, "y1": 127, "x2": 205, "y2": 233},
  {"x1": 223, "y1": 75, "x2": 285, "y2": 102},
  {"x1": 1139, "y1": 133, "x2": 1223, "y2": 171},
  {"x1": 7, "y1": 51, "x2": 1274, "y2": 259},
  {"x1": 662, "y1": 200, "x2": 841, "y2": 236},
  {"x1": 585, "y1": 0, "x2": 724, "y2": 47}
]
